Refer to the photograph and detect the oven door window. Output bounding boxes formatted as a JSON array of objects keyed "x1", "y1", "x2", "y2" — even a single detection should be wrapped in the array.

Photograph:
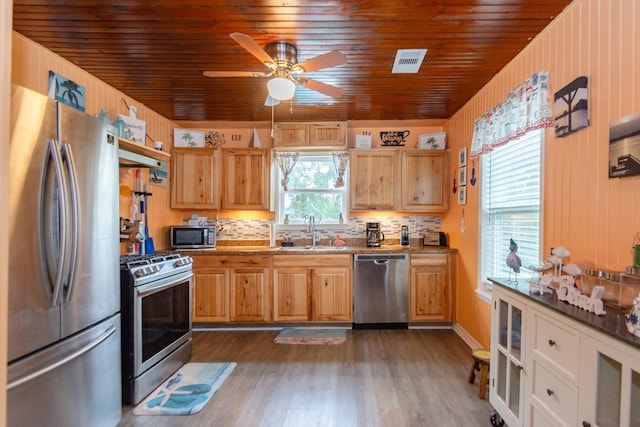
[{"x1": 139, "y1": 279, "x2": 191, "y2": 364}]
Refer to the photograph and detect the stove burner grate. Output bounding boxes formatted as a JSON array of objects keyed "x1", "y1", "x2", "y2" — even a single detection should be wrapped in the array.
[{"x1": 120, "y1": 253, "x2": 183, "y2": 269}]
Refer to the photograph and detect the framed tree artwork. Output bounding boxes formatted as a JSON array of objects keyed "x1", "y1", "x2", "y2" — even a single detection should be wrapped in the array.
[{"x1": 554, "y1": 76, "x2": 589, "y2": 137}]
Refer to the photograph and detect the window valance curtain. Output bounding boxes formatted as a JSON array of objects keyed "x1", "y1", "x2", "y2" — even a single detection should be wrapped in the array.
[
  {"x1": 470, "y1": 71, "x2": 553, "y2": 159},
  {"x1": 274, "y1": 152, "x2": 299, "y2": 191}
]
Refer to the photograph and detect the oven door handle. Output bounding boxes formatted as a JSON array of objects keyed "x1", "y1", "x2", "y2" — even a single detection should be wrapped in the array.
[{"x1": 136, "y1": 272, "x2": 193, "y2": 297}]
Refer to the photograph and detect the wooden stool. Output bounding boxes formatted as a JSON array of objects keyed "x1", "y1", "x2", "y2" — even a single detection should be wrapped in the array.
[{"x1": 468, "y1": 348, "x2": 490, "y2": 399}]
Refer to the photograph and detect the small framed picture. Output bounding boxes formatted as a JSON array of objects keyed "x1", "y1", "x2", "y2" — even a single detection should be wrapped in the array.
[
  {"x1": 458, "y1": 167, "x2": 467, "y2": 186},
  {"x1": 457, "y1": 186, "x2": 467, "y2": 205},
  {"x1": 174, "y1": 128, "x2": 205, "y2": 147},
  {"x1": 458, "y1": 147, "x2": 468, "y2": 167}
]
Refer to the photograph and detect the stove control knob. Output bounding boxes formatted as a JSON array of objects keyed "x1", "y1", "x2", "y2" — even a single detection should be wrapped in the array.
[
  {"x1": 174, "y1": 258, "x2": 192, "y2": 267},
  {"x1": 134, "y1": 269, "x2": 146, "y2": 278}
]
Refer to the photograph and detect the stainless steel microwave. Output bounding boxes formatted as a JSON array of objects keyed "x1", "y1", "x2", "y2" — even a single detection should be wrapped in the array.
[{"x1": 170, "y1": 225, "x2": 216, "y2": 249}]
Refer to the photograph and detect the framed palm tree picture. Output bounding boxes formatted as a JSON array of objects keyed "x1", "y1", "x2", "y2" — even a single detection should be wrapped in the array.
[
  {"x1": 174, "y1": 128, "x2": 205, "y2": 147},
  {"x1": 48, "y1": 71, "x2": 85, "y2": 112}
]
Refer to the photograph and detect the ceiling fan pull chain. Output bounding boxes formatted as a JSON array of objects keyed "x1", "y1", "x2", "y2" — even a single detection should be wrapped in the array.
[{"x1": 270, "y1": 103, "x2": 275, "y2": 139}]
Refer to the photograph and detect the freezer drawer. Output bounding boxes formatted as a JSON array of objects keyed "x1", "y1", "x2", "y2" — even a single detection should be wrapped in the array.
[
  {"x1": 7, "y1": 314, "x2": 122, "y2": 427},
  {"x1": 353, "y1": 253, "x2": 409, "y2": 325}
]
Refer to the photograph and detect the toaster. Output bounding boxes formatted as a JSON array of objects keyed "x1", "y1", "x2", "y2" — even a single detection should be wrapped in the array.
[{"x1": 423, "y1": 231, "x2": 447, "y2": 246}]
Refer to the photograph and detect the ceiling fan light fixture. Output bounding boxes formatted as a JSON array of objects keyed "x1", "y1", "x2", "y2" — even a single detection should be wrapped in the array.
[{"x1": 267, "y1": 77, "x2": 296, "y2": 100}]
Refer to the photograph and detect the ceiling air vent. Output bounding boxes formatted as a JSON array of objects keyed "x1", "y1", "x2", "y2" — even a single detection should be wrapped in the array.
[{"x1": 392, "y1": 49, "x2": 428, "y2": 73}]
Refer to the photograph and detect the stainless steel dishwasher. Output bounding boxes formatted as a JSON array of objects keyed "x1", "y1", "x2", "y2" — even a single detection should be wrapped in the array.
[{"x1": 353, "y1": 253, "x2": 409, "y2": 327}]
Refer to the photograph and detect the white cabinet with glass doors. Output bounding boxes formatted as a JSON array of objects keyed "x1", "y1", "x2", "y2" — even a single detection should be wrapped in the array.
[
  {"x1": 490, "y1": 286, "x2": 526, "y2": 427},
  {"x1": 579, "y1": 332, "x2": 640, "y2": 427}
]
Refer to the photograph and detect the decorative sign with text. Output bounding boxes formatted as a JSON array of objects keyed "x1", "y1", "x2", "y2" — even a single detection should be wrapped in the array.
[{"x1": 380, "y1": 130, "x2": 410, "y2": 146}]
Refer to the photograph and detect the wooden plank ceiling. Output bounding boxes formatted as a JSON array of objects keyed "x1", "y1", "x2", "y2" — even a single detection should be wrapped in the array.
[{"x1": 12, "y1": 0, "x2": 572, "y2": 122}]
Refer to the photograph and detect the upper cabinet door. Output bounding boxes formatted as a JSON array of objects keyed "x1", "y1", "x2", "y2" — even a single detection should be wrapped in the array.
[
  {"x1": 401, "y1": 150, "x2": 449, "y2": 212},
  {"x1": 222, "y1": 148, "x2": 269, "y2": 210},
  {"x1": 171, "y1": 148, "x2": 220, "y2": 209},
  {"x1": 273, "y1": 123, "x2": 308, "y2": 147},
  {"x1": 274, "y1": 122, "x2": 346, "y2": 147},
  {"x1": 308, "y1": 122, "x2": 346, "y2": 147},
  {"x1": 349, "y1": 150, "x2": 399, "y2": 210}
]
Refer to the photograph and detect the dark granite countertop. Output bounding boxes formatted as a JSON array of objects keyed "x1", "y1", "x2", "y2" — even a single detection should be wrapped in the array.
[
  {"x1": 489, "y1": 277, "x2": 640, "y2": 351},
  {"x1": 174, "y1": 245, "x2": 456, "y2": 256}
]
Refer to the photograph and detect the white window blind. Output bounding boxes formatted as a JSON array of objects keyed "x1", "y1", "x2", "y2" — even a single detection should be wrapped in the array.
[{"x1": 480, "y1": 129, "x2": 543, "y2": 284}]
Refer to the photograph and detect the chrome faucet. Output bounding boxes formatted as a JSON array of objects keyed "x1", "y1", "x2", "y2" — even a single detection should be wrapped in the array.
[{"x1": 307, "y1": 214, "x2": 317, "y2": 247}]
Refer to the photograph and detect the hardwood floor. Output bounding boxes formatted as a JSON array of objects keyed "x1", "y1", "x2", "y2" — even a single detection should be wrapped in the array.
[{"x1": 117, "y1": 329, "x2": 494, "y2": 427}]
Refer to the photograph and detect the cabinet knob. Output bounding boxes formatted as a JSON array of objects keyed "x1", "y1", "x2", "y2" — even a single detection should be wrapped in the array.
[
  {"x1": 518, "y1": 365, "x2": 524, "y2": 371},
  {"x1": 582, "y1": 422, "x2": 591, "y2": 427},
  {"x1": 546, "y1": 388, "x2": 554, "y2": 396},
  {"x1": 548, "y1": 339, "x2": 557, "y2": 347}
]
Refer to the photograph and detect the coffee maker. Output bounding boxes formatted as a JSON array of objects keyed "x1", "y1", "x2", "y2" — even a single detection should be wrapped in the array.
[{"x1": 366, "y1": 222, "x2": 385, "y2": 247}]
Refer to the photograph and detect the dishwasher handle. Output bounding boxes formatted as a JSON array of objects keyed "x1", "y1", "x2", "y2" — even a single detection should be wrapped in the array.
[
  {"x1": 354, "y1": 254, "x2": 408, "y2": 262},
  {"x1": 374, "y1": 259, "x2": 389, "y2": 266}
]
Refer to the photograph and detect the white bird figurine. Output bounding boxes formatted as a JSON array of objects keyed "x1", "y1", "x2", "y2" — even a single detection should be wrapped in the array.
[{"x1": 506, "y1": 238, "x2": 522, "y2": 285}]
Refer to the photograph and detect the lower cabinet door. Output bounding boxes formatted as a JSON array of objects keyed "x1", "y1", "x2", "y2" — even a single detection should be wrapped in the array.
[
  {"x1": 273, "y1": 267, "x2": 310, "y2": 321},
  {"x1": 230, "y1": 268, "x2": 269, "y2": 322},
  {"x1": 312, "y1": 267, "x2": 352, "y2": 321},
  {"x1": 193, "y1": 268, "x2": 229, "y2": 322}
]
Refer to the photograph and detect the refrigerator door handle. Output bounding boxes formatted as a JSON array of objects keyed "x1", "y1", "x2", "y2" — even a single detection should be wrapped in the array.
[
  {"x1": 7, "y1": 325, "x2": 117, "y2": 391},
  {"x1": 60, "y1": 142, "x2": 79, "y2": 302},
  {"x1": 46, "y1": 139, "x2": 69, "y2": 306}
]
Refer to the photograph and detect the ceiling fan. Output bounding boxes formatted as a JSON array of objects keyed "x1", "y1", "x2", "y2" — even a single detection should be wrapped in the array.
[{"x1": 203, "y1": 33, "x2": 347, "y2": 102}]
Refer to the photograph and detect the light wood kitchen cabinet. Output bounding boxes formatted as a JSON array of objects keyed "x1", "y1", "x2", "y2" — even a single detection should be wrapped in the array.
[
  {"x1": 229, "y1": 266, "x2": 270, "y2": 322},
  {"x1": 312, "y1": 266, "x2": 352, "y2": 321},
  {"x1": 274, "y1": 122, "x2": 346, "y2": 147},
  {"x1": 401, "y1": 150, "x2": 449, "y2": 211},
  {"x1": 192, "y1": 266, "x2": 229, "y2": 322},
  {"x1": 221, "y1": 148, "x2": 270, "y2": 210},
  {"x1": 350, "y1": 149, "x2": 449, "y2": 212},
  {"x1": 349, "y1": 150, "x2": 399, "y2": 210},
  {"x1": 171, "y1": 148, "x2": 220, "y2": 209},
  {"x1": 273, "y1": 265, "x2": 309, "y2": 322},
  {"x1": 409, "y1": 253, "x2": 455, "y2": 322},
  {"x1": 191, "y1": 255, "x2": 271, "y2": 323},
  {"x1": 273, "y1": 254, "x2": 352, "y2": 322}
]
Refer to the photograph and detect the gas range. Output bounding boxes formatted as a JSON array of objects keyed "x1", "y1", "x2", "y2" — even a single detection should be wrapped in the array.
[
  {"x1": 119, "y1": 253, "x2": 193, "y2": 287},
  {"x1": 119, "y1": 252, "x2": 194, "y2": 404}
]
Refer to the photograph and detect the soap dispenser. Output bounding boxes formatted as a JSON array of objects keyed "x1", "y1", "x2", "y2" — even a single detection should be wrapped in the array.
[{"x1": 400, "y1": 225, "x2": 410, "y2": 246}]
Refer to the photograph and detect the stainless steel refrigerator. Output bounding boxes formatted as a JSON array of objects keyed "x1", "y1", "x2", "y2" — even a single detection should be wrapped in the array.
[{"x1": 7, "y1": 85, "x2": 122, "y2": 427}]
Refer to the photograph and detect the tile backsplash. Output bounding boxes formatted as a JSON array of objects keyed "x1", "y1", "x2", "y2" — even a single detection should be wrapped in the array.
[{"x1": 216, "y1": 215, "x2": 441, "y2": 242}]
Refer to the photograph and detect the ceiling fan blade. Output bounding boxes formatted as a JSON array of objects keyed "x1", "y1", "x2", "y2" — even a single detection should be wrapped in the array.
[
  {"x1": 299, "y1": 78, "x2": 344, "y2": 99},
  {"x1": 230, "y1": 32, "x2": 275, "y2": 66},
  {"x1": 294, "y1": 51, "x2": 347, "y2": 73},
  {"x1": 264, "y1": 94, "x2": 280, "y2": 106},
  {"x1": 203, "y1": 71, "x2": 269, "y2": 78}
]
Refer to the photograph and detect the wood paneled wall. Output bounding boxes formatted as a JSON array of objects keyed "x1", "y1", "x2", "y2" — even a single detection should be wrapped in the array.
[
  {"x1": 444, "y1": 0, "x2": 640, "y2": 347},
  {"x1": 11, "y1": 32, "x2": 183, "y2": 251},
  {"x1": 2, "y1": 1, "x2": 11, "y2": 421}
]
